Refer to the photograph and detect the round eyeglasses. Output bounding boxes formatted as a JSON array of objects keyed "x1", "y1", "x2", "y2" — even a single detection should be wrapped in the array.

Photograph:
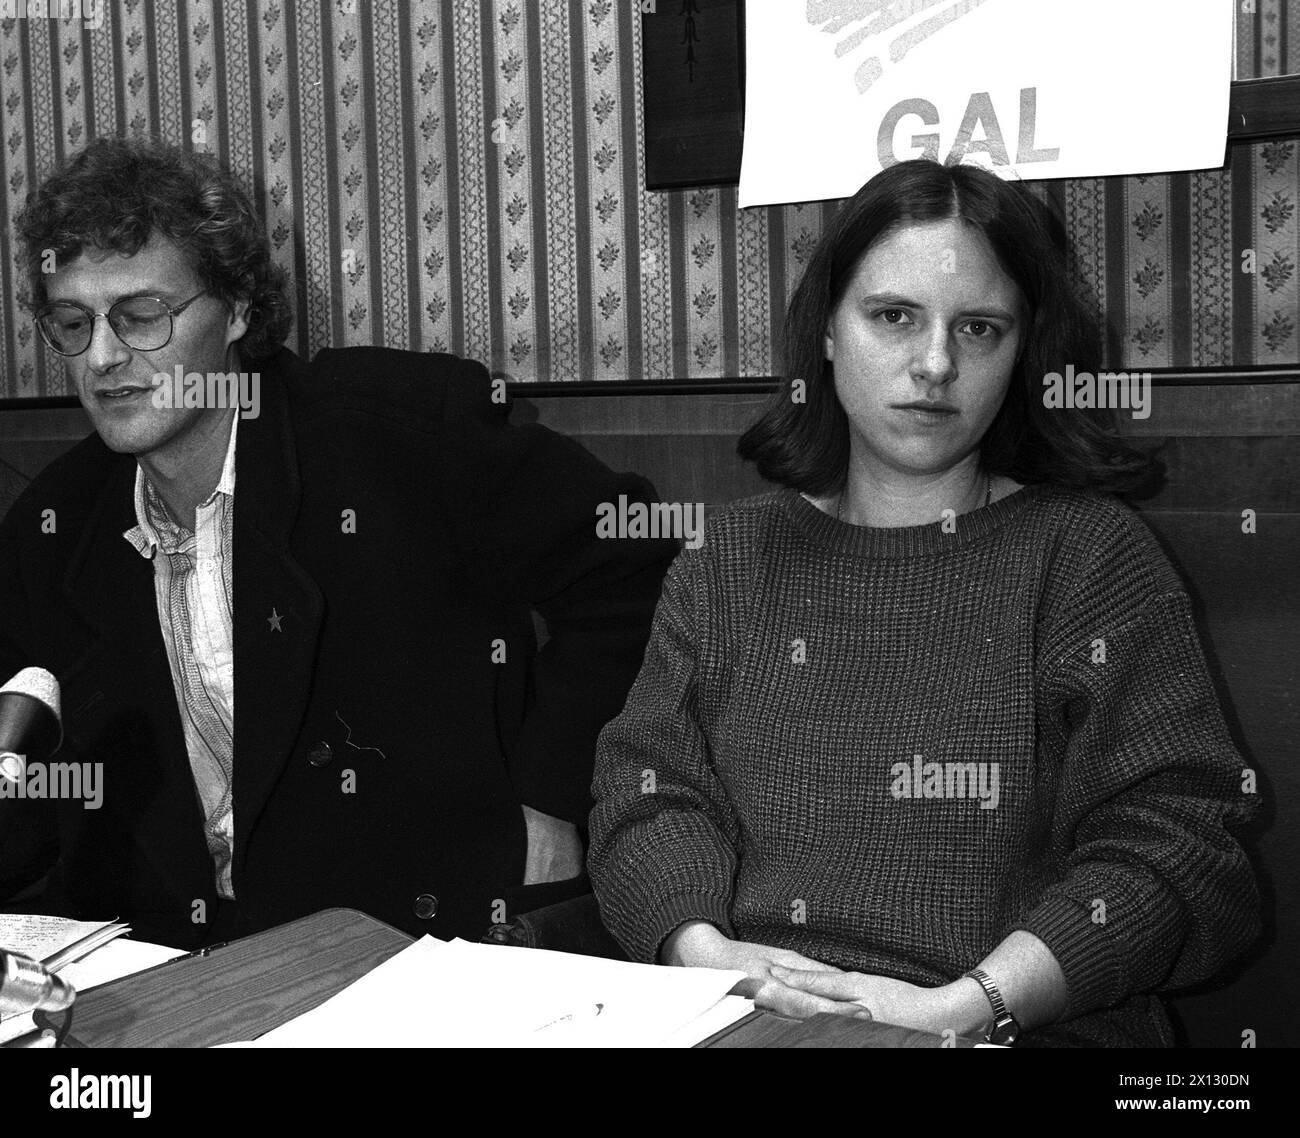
[{"x1": 33, "y1": 290, "x2": 209, "y2": 357}]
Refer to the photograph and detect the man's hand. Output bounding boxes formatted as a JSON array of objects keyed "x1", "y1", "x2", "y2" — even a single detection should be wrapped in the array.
[
  {"x1": 769, "y1": 967, "x2": 985, "y2": 1036},
  {"x1": 661, "y1": 921, "x2": 860, "y2": 1020},
  {"x1": 520, "y1": 804, "x2": 584, "y2": 885}
]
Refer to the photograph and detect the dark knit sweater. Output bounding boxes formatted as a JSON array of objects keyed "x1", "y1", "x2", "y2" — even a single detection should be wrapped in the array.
[{"x1": 589, "y1": 485, "x2": 1261, "y2": 1047}]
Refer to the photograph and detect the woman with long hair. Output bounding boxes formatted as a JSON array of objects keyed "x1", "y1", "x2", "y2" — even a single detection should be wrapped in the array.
[{"x1": 588, "y1": 159, "x2": 1259, "y2": 1047}]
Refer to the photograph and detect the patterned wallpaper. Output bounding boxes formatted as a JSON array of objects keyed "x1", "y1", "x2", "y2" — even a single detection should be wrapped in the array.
[{"x1": 0, "y1": 0, "x2": 1296, "y2": 398}]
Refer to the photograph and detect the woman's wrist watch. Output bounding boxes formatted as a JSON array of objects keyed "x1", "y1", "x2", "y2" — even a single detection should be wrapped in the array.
[{"x1": 964, "y1": 968, "x2": 1020, "y2": 1045}]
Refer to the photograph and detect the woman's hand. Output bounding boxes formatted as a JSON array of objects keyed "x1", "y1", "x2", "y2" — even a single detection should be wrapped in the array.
[
  {"x1": 661, "y1": 921, "x2": 863, "y2": 1020},
  {"x1": 769, "y1": 967, "x2": 990, "y2": 1036},
  {"x1": 662, "y1": 923, "x2": 1002, "y2": 1033}
]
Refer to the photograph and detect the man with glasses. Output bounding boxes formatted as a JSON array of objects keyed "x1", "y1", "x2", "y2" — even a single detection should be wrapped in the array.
[
  {"x1": 36, "y1": 289, "x2": 213, "y2": 359},
  {"x1": 0, "y1": 136, "x2": 675, "y2": 950}
]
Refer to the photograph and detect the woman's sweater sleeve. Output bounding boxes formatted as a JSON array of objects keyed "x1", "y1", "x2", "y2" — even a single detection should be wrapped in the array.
[
  {"x1": 587, "y1": 546, "x2": 743, "y2": 964},
  {"x1": 1017, "y1": 519, "x2": 1261, "y2": 1020}
]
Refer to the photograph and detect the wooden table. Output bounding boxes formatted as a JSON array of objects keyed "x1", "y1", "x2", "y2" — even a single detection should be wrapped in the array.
[
  {"x1": 702, "y1": 1010, "x2": 979, "y2": 1047},
  {"x1": 42, "y1": 907, "x2": 411, "y2": 1047},
  {"x1": 40, "y1": 908, "x2": 978, "y2": 1047}
]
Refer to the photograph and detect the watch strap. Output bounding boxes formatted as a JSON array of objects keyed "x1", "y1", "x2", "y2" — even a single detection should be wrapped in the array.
[{"x1": 963, "y1": 967, "x2": 1020, "y2": 1045}]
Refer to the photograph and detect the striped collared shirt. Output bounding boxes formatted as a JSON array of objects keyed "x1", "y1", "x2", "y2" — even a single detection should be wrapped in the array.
[{"x1": 123, "y1": 413, "x2": 237, "y2": 899}]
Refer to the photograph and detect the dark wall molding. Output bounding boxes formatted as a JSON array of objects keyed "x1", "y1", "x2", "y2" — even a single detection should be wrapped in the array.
[
  {"x1": 503, "y1": 365, "x2": 1300, "y2": 397},
  {"x1": 2, "y1": 365, "x2": 1297, "y2": 412}
]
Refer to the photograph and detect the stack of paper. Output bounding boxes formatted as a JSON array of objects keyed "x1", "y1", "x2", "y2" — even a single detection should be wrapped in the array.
[
  {"x1": 0, "y1": 914, "x2": 132, "y2": 972},
  {"x1": 239, "y1": 937, "x2": 751, "y2": 1048}
]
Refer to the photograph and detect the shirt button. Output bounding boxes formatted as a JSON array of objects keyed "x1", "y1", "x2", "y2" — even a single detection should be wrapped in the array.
[
  {"x1": 201, "y1": 558, "x2": 216, "y2": 574},
  {"x1": 413, "y1": 893, "x2": 438, "y2": 920},
  {"x1": 306, "y1": 741, "x2": 333, "y2": 767}
]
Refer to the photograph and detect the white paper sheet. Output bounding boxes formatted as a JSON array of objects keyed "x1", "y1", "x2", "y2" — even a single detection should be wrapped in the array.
[
  {"x1": 739, "y1": 0, "x2": 1235, "y2": 206},
  {"x1": 654, "y1": 994, "x2": 756, "y2": 1048},
  {"x1": 241, "y1": 936, "x2": 748, "y2": 1048}
]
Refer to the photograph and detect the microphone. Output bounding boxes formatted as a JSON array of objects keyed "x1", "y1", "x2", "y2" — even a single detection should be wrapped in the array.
[
  {"x1": 0, "y1": 669, "x2": 73, "y2": 1021},
  {"x1": 0, "y1": 949, "x2": 76, "y2": 1014},
  {"x1": 0, "y1": 667, "x2": 62, "y2": 785}
]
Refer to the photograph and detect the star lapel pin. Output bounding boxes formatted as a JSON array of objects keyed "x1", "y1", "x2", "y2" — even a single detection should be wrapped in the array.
[{"x1": 268, "y1": 607, "x2": 284, "y2": 632}]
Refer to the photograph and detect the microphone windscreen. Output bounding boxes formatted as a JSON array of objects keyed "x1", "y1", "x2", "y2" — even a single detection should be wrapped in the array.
[
  {"x1": 0, "y1": 667, "x2": 61, "y2": 718},
  {"x1": 0, "y1": 668, "x2": 62, "y2": 761}
]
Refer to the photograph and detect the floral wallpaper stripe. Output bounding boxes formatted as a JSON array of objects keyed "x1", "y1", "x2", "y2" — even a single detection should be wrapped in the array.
[{"x1": 0, "y1": 0, "x2": 1296, "y2": 399}]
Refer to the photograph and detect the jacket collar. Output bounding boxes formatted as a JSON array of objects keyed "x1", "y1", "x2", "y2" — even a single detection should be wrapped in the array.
[
  {"x1": 59, "y1": 441, "x2": 201, "y2": 895},
  {"x1": 229, "y1": 349, "x2": 325, "y2": 881}
]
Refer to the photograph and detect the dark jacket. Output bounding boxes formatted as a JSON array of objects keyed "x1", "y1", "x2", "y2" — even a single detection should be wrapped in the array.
[
  {"x1": 0, "y1": 457, "x2": 26, "y2": 524},
  {"x1": 0, "y1": 347, "x2": 675, "y2": 949}
]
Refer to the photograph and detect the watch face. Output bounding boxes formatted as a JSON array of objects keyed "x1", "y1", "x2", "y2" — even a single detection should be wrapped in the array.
[{"x1": 991, "y1": 1015, "x2": 1019, "y2": 1045}]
